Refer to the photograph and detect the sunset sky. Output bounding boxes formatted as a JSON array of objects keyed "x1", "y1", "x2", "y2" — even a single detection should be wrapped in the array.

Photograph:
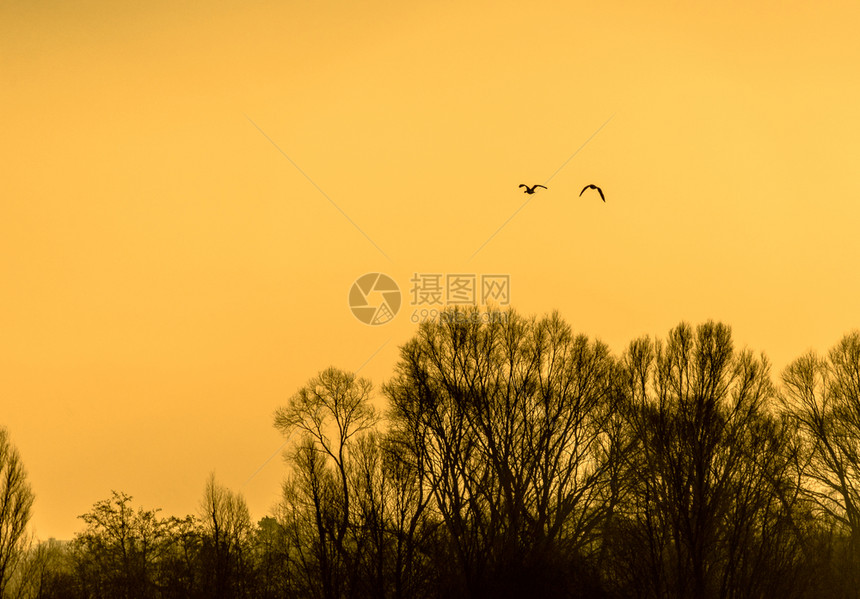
[{"x1": 3, "y1": 0, "x2": 860, "y2": 540}]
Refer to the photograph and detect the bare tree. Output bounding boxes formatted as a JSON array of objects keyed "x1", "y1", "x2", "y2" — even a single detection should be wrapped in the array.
[
  {"x1": 274, "y1": 367, "x2": 378, "y2": 599},
  {"x1": 6, "y1": 537, "x2": 74, "y2": 599},
  {"x1": 377, "y1": 430, "x2": 436, "y2": 599},
  {"x1": 0, "y1": 427, "x2": 35, "y2": 597},
  {"x1": 279, "y1": 438, "x2": 341, "y2": 599},
  {"x1": 199, "y1": 473, "x2": 252, "y2": 599},
  {"x1": 385, "y1": 308, "x2": 620, "y2": 597},
  {"x1": 782, "y1": 331, "x2": 860, "y2": 590},
  {"x1": 73, "y1": 491, "x2": 168, "y2": 598},
  {"x1": 156, "y1": 514, "x2": 202, "y2": 599},
  {"x1": 607, "y1": 322, "x2": 807, "y2": 599},
  {"x1": 251, "y1": 516, "x2": 292, "y2": 599}
]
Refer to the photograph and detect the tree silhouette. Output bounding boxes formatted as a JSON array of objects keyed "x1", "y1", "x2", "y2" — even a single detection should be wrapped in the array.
[
  {"x1": 782, "y1": 331, "x2": 860, "y2": 593},
  {"x1": 604, "y1": 322, "x2": 810, "y2": 599},
  {"x1": 198, "y1": 473, "x2": 252, "y2": 598},
  {"x1": 274, "y1": 367, "x2": 378, "y2": 599},
  {"x1": 17, "y1": 312, "x2": 860, "y2": 599},
  {"x1": 0, "y1": 427, "x2": 34, "y2": 597},
  {"x1": 385, "y1": 308, "x2": 620, "y2": 597},
  {"x1": 72, "y1": 491, "x2": 169, "y2": 598}
]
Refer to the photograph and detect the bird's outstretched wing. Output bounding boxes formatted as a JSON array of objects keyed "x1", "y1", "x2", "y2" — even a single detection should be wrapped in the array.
[
  {"x1": 519, "y1": 184, "x2": 528, "y2": 189},
  {"x1": 536, "y1": 185, "x2": 547, "y2": 190},
  {"x1": 580, "y1": 184, "x2": 606, "y2": 201}
]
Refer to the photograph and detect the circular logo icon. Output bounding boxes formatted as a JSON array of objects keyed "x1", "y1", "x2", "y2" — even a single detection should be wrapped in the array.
[{"x1": 349, "y1": 273, "x2": 401, "y2": 326}]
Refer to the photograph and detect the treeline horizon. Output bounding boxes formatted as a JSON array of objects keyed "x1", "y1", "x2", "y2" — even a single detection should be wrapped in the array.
[{"x1": 4, "y1": 306, "x2": 860, "y2": 598}]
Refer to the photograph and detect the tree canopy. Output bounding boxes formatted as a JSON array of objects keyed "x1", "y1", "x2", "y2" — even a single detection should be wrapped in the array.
[{"x1": 5, "y1": 308, "x2": 860, "y2": 599}]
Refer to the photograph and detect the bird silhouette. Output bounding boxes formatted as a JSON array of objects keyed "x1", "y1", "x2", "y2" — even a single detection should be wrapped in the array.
[
  {"x1": 579, "y1": 184, "x2": 606, "y2": 202},
  {"x1": 519, "y1": 184, "x2": 547, "y2": 194}
]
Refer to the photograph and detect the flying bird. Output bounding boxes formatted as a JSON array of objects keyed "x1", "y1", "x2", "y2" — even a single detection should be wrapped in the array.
[
  {"x1": 579, "y1": 184, "x2": 606, "y2": 202},
  {"x1": 519, "y1": 184, "x2": 547, "y2": 194}
]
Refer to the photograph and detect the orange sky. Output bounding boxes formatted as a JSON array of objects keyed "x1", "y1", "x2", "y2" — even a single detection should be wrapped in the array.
[{"x1": 3, "y1": 0, "x2": 860, "y2": 540}]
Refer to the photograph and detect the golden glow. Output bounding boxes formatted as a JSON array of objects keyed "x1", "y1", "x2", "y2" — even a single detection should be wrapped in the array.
[{"x1": 3, "y1": 0, "x2": 860, "y2": 539}]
